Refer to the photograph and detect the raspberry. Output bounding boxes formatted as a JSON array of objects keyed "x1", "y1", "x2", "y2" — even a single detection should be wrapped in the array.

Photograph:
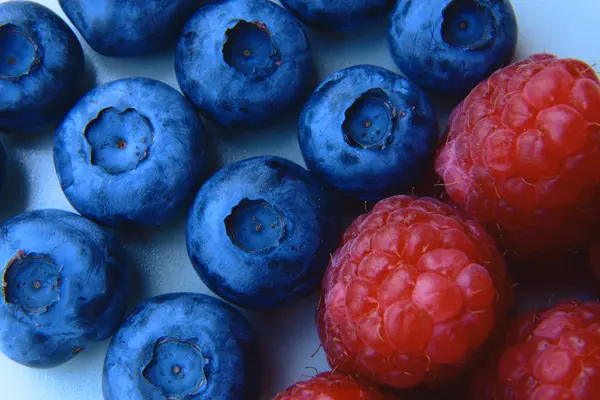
[
  {"x1": 494, "y1": 301, "x2": 600, "y2": 399},
  {"x1": 273, "y1": 372, "x2": 395, "y2": 400},
  {"x1": 317, "y1": 195, "x2": 510, "y2": 388},
  {"x1": 435, "y1": 54, "x2": 600, "y2": 256}
]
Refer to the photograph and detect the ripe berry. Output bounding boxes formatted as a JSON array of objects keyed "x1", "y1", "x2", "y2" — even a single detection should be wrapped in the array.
[
  {"x1": 317, "y1": 195, "x2": 510, "y2": 388},
  {"x1": 495, "y1": 301, "x2": 600, "y2": 399},
  {"x1": 273, "y1": 372, "x2": 395, "y2": 400},
  {"x1": 435, "y1": 54, "x2": 600, "y2": 257}
]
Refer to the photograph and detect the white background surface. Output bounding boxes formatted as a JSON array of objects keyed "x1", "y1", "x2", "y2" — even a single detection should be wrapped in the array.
[{"x1": 0, "y1": 0, "x2": 599, "y2": 399}]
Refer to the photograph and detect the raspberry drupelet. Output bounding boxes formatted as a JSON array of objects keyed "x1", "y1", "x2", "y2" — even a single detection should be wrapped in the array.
[
  {"x1": 273, "y1": 372, "x2": 395, "y2": 400},
  {"x1": 495, "y1": 301, "x2": 600, "y2": 399},
  {"x1": 317, "y1": 195, "x2": 510, "y2": 388},
  {"x1": 435, "y1": 53, "x2": 600, "y2": 257}
]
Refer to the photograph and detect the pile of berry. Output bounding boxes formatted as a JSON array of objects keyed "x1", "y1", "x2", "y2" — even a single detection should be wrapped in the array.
[{"x1": 0, "y1": 0, "x2": 599, "y2": 399}]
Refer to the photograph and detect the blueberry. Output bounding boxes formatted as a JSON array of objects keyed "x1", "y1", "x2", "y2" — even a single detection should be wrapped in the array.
[
  {"x1": 54, "y1": 78, "x2": 209, "y2": 228},
  {"x1": 298, "y1": 65, "x2": 438, "y2": 202},
  {"x1": 102, "y1": 292, "x2": 260, "y2": 400},
  {"x1": 58, "y1": 0, "x2": 207, "y2": 57},
  {"x1": 0, "y1": 209, "x2": 130, "y2": 368},
  {"x1": 186, "y1": 156, "x2": 339, "y2": 309},
  {"x1": 279, "y1": 0, "x2": 392, "y2": 30},
  {"x1": 175, "y1": 0, "x2": 314, "y2": 128},
  {"x1": 0, "y1": 141, "x2": 5, "y2": 193},
  {"x1": 0, "y1": 1, "x2": 84, "y2": 135},
  {"x1": 388, "y1": 0, "x2": 518, "y2": 97}
]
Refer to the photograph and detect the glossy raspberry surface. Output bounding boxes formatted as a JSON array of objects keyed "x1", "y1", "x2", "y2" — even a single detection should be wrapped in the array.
[
  {"x1": 273, "y1": 372, "x2": 394, "y2": 400},
  {"x1": 317, "y1": 195, "x2": 509, "y2": 388},
  {"x1": 496, "y1": 301, "x2": 600, "y2": 399},
  {"x1": 435, "y1": 53, "x2": 600, "y2": 256}
]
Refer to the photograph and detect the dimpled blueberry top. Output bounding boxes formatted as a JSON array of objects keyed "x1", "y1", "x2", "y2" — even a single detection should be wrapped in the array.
[
  {"x1": 102, "y1": 292, "x2": 260, "y2": 400},
  {"x1": 388, "y1": 0, "x2": 518, "y2": 97},
  {"x1": 58, "y1": 0, "x2": 208, "y2": 57},
  {"x1": 53, "y1": 78, "x2": 208, "y2": 228},
  {"x1": 0, "y1": 209, "x2": 130, "y2": 369},
  {"x1": 186, "y1": 156, "x2": 339, "y2": 309},
  {"x1": 299, "y1": 65, "x2": 438, "y2": 202},
  {"x1": 175, "y1": 0, "x2": 314, "y2": 128},
  {"x1": 0, "y1": 0, "x2": 84, "y2": 135},
  {"x1": 279, "y1": 0, "x2": 392, "y2": 30}
]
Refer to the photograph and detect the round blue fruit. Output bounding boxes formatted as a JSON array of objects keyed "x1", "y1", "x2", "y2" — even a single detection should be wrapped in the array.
[
  {"x1": 0, "y1": 209, "x2": 130, "y2": 368},
  {"x1": 0, "y1": 140, "x2": 5, "y2": 193},
  {"x1": 58, "y1": 0, "x2": 207, "y2": 57},
  {"x1": 298, "y1": 65, "x2": 438, "y2": 202},
  {"x1": 0, "y1": 0, "x2": 84, "y2": 135},
  {"x1": 279, "y1": 0, "x2": 392, "y2": 30},
  {"x1": 102, "y1": 292, "x2": 260, "y2": 400},
  {"x1": 54, "y1": 78, "x2": 209, "y2": 228},
  {"x1": 186, "y1": 156, "x2": 339, "y2": 309},
  {"x1": 175, "y1": 0, "x2": 314, "y2": 128},
  {"x1": 388, "y1": 0, "x2": 518, "y2": 97}
]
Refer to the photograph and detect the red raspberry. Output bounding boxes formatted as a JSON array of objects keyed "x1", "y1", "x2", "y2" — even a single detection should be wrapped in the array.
[
  {"x1": 435, "y1": 53, "x2": 600, "y2": 256},
  {"x1": 494, "y1": 301, "x2": 600, "y2": 399},
  {"x1": 317, "y1": 195, "x2": 510, "y2": 388},
  {"x1": 272, "y1": 372, "x2": 395, "y2": 400}
]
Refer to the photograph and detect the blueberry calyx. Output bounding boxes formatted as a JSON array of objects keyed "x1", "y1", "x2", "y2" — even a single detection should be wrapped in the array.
[
  {"x1": 225, "y1": 198, "x2": 286, "y2": 254},
  {"x1": 342, "y1": 88, "x2": 397, "y2": 150},
  {"x1": 2, "y1": 250, "x2": 62, "y2": 314},
  {"x1": 142, "y1": 337, "x2": 208, "y2": 399},
  {"x1": 441, "y1": 0, "x2": 496, "y2": 50},
  {"x1": 84, "y1": 107, "x2": 155, "y2": 175},
  {"x1": 222, "y1": 20, "x2": 281, "y2": 81},
  {"x1": 0, "y1": 23, "x2": 43, "y2": 80}
]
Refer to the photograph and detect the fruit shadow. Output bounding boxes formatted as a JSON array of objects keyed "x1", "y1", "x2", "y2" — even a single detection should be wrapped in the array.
[
  {"x1": 302, "y1": 15, "x2": 395, "y2": 80},
  {"x1": 0, "y1": 138, "x2": 28, "y2": 223},
  {"x1": 247, "y1": 293, "x2": 327, "y2": 398},
  {"x1": 205, "y1": 116, "x2": 306, "y2": 168}
]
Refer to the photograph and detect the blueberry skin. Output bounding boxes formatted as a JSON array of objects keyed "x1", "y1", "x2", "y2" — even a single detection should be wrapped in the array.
[
  {"x1": 59, "y1": 0, "x2": 208, "y2": 57},
  {"x1": 279, "y1": 0, "x2": 392, "y2": 30},
  {"x1": 54, "y1": 78, "x2": 208, "y2": 228},
  {"x1": 0, "y1": 141, "x2": 5, "y2": 193},
  {"x1": 102, "y1": 292, "x2": 260, "y2": 400},
  {"x1": 388, "y1": 0, "x2": 518, "y2": 97},
  {"x1": 0, "y1": 1, "x2": 84, "y2": 135},
  {"x1": 186, "y1": 156, "x2": 339, "y2": 309},
  {"x1": 299, "y1": 65, "x2": 438, "y2": 202},
  {"x1": 0, "y1": 209, "x2": 130, "y2": 368},
  {"x1": 175, "y1": 0, "x2": 314, "y2": 128}
]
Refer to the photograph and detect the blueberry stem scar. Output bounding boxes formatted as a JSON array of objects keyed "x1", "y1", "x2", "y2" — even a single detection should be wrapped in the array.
[
  {"x1": 441, "y1": 0, "x2": 495, "y2": 50},
  {"x1": 2, "y1": 251, "x2": 62, "y2": 314},
  {"x1": 0, "y1": 23, "x2": 43, "y2": 80},
  {"x1": 342, "y1": 88, "x2": 396, "y2": 150},
  {"x1": 84, "y1": 107, "x2": 154, "y2": 175},
  {"x1": 222, "y1": 20, "x2": 281, "y2": 80},
  {"x1": 225, "y1": 198, "x2": 286, "y2": 254},
  {"x1": 142, "y1": 337, "x2": 207, "y2": 399}
]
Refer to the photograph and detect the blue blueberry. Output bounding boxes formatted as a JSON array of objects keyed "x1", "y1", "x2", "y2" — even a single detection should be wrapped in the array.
[
  {"x1": 102, "y1": 292, "x2": 260, "y2": 400},
  {"x1": 0, "y1": 141, "x2": 5, "y2": 193},
  {"x1": 0, "y1": 209, "x2": 130, "y2": 368},
  {"x1": 0, "y1": 1, "x2": 84, "y2": 135},
  {"x1": 279, "y1": 0, "x2": 392, "y2": 30},
  {"x1": 186, "y1": 156, "x2": 339, "y2": 309},
  {"x1": 54, "y1": 78, "x2": 209, "y2": 228},
  {"x1": 388, "y1": 0, "x2": 518, "y2": 97},
  {"x1": 175, "y1": 0, "x2": 314, "y2": 128},
  {"x1": 58, "y1": 0, "x2": 207, "y2": 57},
  {"x1": 298, "y1": 65, "x2": 438, "y2": 202}
]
